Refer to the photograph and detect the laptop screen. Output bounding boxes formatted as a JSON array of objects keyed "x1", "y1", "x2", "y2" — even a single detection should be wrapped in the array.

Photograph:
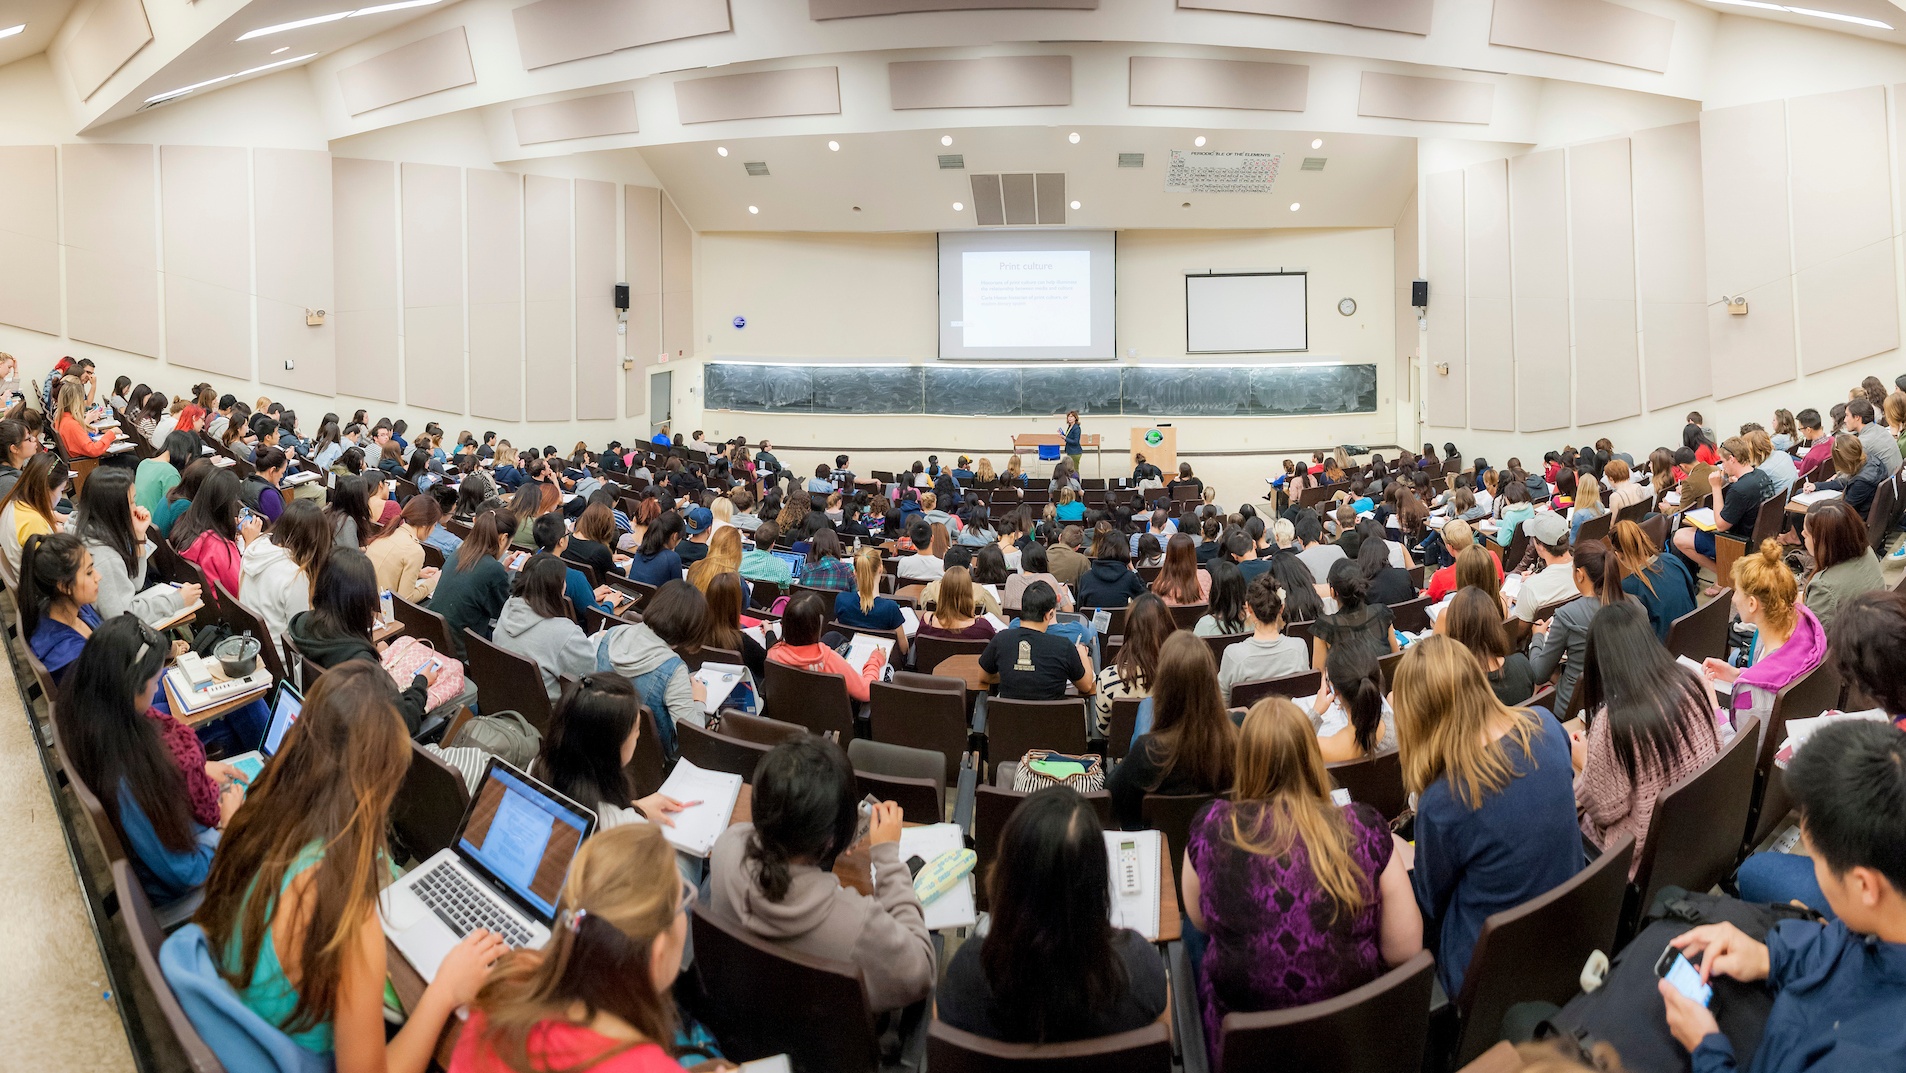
[
  {"x1": 458, "y1": 763, "x2": 595, "y2": 920},
  {"x1": 261, "y1": 683, "x2": 303, "y2": 758},
  {"x1": 768, "y1": 549, "x2": 805, "y2": 579}
]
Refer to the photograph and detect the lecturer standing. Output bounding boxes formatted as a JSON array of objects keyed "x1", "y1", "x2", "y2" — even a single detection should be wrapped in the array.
[{"x1": 1060, "y1": 410, "x2": 1084, "y2": 472}]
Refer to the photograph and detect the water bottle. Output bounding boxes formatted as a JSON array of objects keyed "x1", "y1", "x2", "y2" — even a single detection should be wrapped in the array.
[{"x1": 380, "y1": 589, "x2": 394, "y2": 623}]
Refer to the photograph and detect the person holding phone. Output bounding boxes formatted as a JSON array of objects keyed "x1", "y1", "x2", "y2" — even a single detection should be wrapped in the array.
[
  {"x1": 1659, "y1": 721, "x2": 1906, "y2": 1071},
  {"x1": 1060, "y1": 410, "x2": 1083, "y2": 471}
]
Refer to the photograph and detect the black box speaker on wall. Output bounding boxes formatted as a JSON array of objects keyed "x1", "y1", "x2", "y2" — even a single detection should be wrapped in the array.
[
  {"x1": 614, "y1": 284, "x2": 630, "y2": 311},
  {"x1": 1412, "y1": 279, "x2": 1428, "y2": 308}
]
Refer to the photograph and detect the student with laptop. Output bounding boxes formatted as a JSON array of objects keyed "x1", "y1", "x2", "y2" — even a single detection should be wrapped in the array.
[
  {"x1": 56, "y1": 615, "x2": 245, "y2": 906},
  {"x1": 739, "y1": 520, "x2": 798, "y2": 587},
  {"x1": 286, "y1": 549, "x2": 439, "y2": 735},
  {"x1": 195, "y1": 662, "x2": 506, "y2": 1071}
]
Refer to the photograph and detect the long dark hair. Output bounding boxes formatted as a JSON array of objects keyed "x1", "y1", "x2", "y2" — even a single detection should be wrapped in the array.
[
  {"x1": 1579, "y1": 602, "x2": 1715, "y2": 780},
  {"x1": 806, "y1": 527, "x2": 844, "y2": 567},
  {"x1": 1327, "y1": 557, "x2": 1371, "y2": 613},
  {"x1": 307, "y1": 548, "x2": 379, "y2": 642},
  {"x1": 324, "y1": 474, "x2": 373, "y2": 548},
  {"x1": 538, "y1": 674, "x2": 639, "y2": 811},
  {"x1": 1572, "y1": 538, "x2": 1624, "y2": 603},
  {"x1": 1325, "y1": 640, "x2": 1386, "y2": 756},
  {"x1": 1356, "y1": 529, "x2": 1392, "y2": 581},
  {"x1": 456, "y1": 508, "x2": 516, "y2": 572},
  {"x1": 512, "y1": 554, "x2": 570, "y2": 620},
  {"x1": 747, "y1": 738, "x2": 858, "y2": 902},
  {"x1": 170, "y1": 467, "x2": 241, "y2": 550},
  {"x1": 1204, "y1": 558, "x2": 1246, "y2": 632},
  {"x1": 1141, "y1": 632, "x2": 1237, "y2": 792},
  {"x1": 1269, "y1": 555, "x2": 1325, "y2": 624},
  {"x1": 981, "y1": 786, "x2": 1130, "y2": 1043},
  {"x1": 162, "y1": 429, "x2": 201, "y2": 471},
  {"x1": 73, "y1": 466, "x2": 141, "y2": 575},
  {"x1": 55, "y1": 615, "x2": 184, "y2": 848},
  {"x1": 638, "y1": 511, "x2": 685, "y2": 557},
  {"x1": 1115, "y1": 594, "x2": 1173, "y2": 693},
  {"x1": 701, "y1": 572, "x2": 746, "y2": 651}
]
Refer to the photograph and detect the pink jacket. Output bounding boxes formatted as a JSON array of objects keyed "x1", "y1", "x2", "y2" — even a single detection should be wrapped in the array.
[
  {"x1": 180, "y1": 529, "x2": 241, "y2": 597},
  {"x1": 767, "y1": 641, "x2": 885, "y2": 702}
]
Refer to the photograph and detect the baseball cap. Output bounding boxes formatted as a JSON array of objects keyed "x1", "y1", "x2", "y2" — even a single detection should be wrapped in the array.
[
  {"x1": 1524, "y1": 511, "x2": 1569, "y2": 547},
  {"x1": 684, "y1": 507, "x2": 714, "y2": 534}
]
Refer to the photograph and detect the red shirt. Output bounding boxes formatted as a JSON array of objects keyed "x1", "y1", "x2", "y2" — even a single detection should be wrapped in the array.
[
  {"x1": 1695, "y1": 443, "x2": 1720, "y2": 466},
  {"x1": 450, "y1": 1014, "x2": 679, "y2": 1073},
  {"x1": 1425, "y1": 547, "x2": 1504, "y2": 603}
]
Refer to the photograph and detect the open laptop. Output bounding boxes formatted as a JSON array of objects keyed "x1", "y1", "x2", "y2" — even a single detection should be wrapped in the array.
[
  {"x1": 381, "y1": 758, "x2": 596, "y2": 981},
  {"x1": 767, "y1": 548, "x2": 806, "y2": 580},
  {"x1": 224, "y1": 683, "x2": 302, "y2": 783}
]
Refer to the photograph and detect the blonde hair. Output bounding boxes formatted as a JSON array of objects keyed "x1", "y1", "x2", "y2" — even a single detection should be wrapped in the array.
[
  {"x1": 1393, "y1": 635, "x2": 1540, "y2": 810},
  {"x1": 1730, "y1": 538, "x2": 1798, "y2": 635},
  {"x1": 1228, "y1": 698, "x2": 1371, "y2": 919},
  {"x1": 1575, "y1": 473, "x2": 1602, "y2": 512},
  {"x1": 687, "y1": 526, "x2": 743, "y2": 593},
  {"x1": 710, "y1": 497, "x2": 734, "y2": 524},
  {"x1": 975, "y1": 457, "x2": 996, "y2": 482},
  {"x1": 1005, "y1": 454, "x2": 1022, "y2": 477},
  {"x1": 1742, "y1": 429, "x2": 1773, "y2": 466},
  {"x1": 920, "y1": 491, "x2": 937, "y2": 512},
  {"x1": 1442, "y1": 518, "x2": 1475, "y2": 554},
  {"x1": 934, "y1": 566, "x2": 977, "y2": 622},
  {"x1": 56, "y1": 379, "x2": 87, "y2": 420},
  {"x1": 853, "y1": 546, "x2": 883, "y2": 614}
]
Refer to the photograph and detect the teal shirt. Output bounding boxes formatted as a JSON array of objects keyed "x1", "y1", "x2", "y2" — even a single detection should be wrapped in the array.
[
  {"x1": 223, "y1": 842, "x2": 333, "y2": 1054},
  {"x1": 1494, "y1": 504, "x2": 1535, "y2": 548},
  {"x1": 135, "y1": 458, "x2": 179, "y2": 518},
  {"x1": 739, "y1": 548, "x2": 793, "y2": 586}
]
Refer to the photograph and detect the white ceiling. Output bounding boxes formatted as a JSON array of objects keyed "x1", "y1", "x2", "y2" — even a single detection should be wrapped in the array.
[
  {"x1": 1687, "y1": 0, "x2": 1906, "y2": 43},
  {"x1": 640, "y1": 125, "x2": 1418, "y2": 233},
  {"x1": 0, "y1": 0, "x2": 77, "y2": 69}
]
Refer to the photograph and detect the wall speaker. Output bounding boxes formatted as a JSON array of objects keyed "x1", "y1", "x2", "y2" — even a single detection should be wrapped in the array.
[
  {"x1": 614, "y1": 284, "x2": 630, "y2": 311},
  {"x1": 1411, "y1": 279, "x2": 1428, "y2": 308}
]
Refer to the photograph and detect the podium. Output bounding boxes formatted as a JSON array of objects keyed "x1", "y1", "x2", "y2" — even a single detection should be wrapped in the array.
[
  {"x1": 1012, "y1": 433, "x2": 1102, "y2": 476},
  {"x1": 1131, "y1": 426, "x2": 1176, "y2": 475}
]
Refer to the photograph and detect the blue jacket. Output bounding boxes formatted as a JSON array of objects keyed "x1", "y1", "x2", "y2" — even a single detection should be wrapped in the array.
[
  {"x1": 120, "y1": 779, "x2": 219, "y2": 905},
  {"x1": 160, "y1": 925, "x2": 328, "y2": 1073},
  {"x1": 1693, "y1": 919, "x2": 1906, "y2": 1073},
  {"x1": 29, "y1": 605, "x2": 103, "y2": 681}
]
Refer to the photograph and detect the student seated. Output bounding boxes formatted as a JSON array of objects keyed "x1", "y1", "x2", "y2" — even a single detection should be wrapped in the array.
[
  {"x1": 739, "y1": 520, "x2": 795, "y2": 587},
  {"x1": 1700, "y1": 539, "x2": 1826, "y2": 725},
  {"x1": 2, "y1": 453, "x2": 68, "y2": 586},
  {"x1": 364, "y1": 494, "x2": 443, "y2": 603},
  {"x1": 701, "y1": 572, "x2": 769, "y2": 679},
  {"x1": 1572, "y1": 602, "x2": 1718, "y2": 877},
  {"x1": 286, "y1": 549, "x2": 438, "y2": 735},
  {"x1": 494, "y1": 555, "x2": 600, "y2": 703},
  {"x1": 1216, "y1": 576, "x2": 1310, "y2": 707},
  {"x1": 707, "y1": 737, "x2": 934, "y2": 1014},
  {"x1": 938, "y1": 786, "x2": 1167, "y2": 1043},
  {"x1": 1610, "y1": 519, "x2": 1696, "y2": 642},
  {"x1": 1827, "y1": 591, "x2": 1906, "y2": 733},
  {"x1": 56, "y1": 615, "x2": 243, "y2": 906},
  {"x1": 531, "y1": 674, "x2": 686, "y2": 834},
  {"x1": 767, "y1": 591, "x2": 886, "y2": 702},
  {"x1": 1514, "y1": 512, "x2": 1579, "y2": 620},
  {"x1": 22, "y1": 532, "x2": 105, "y2": 683},
  {"x1": 595, "y1": 580, "x2": 710, "y2": 758},
  {"x1": 1672, "y1": 436, "x2": 1774, "y2": 585},
  {"x1": 979, "y1": 581, "x2": 1094, "y2": 703},
  {"x1": 1091, "y1": 594, "x2": 1169, "y2": 734},
  {"x1": 1310, "y1": 640, "x2": 1395, "y2": 762},
  {"x1": 53, "y1": 379, "x2": 115, "y2": 459},
  {"x1": 73, "y1": 466, "x2": 198, "y2": 627},
  {"x1": 237, "y1": 499, "x2": 331, "y2": 662},
  {"x1": 1529, "y1": 540, "x2": 1631, "y2": 716},
  {"x1": 1108, "y1": 632, "x2": 1237, "y2": 829},
  {"x1": 623, "y1": 511, "x2": 686, "y2": 587},
  {"x1": 1424, "y1": 520, "x2": 1502, "y2": 603},
  {"x1": 429, "y1": 508, "x2": 517, "y2": 658},
  {"x1": 530, "y1": 513, "x2": 614, "y2": 617},
  {"x1": 1663, "y1": 721, "x2": 1906, "y2": 1071},
  {"x1": 1433, "y1": 588, "x2": 1533, "y2": 705},
  {"x1": 1149, "y1": 532, "x2": 1210, "y2": 607},
  {"x1": 1394, "y1": 636, "x2": 1580, "y2": 997},
  {"x1": 194, "y1": 663, "x2": 501, "y2": 1071},
  {"x1": 172, "y1": 468, "x2": 259, "y2": 595},
  {"x1": 1358, "y1": 527, "x2": 1417, "y2": 606},
  {"x1": 1184, "y1": 697, "x2": 1422, "y2": 1064},
  {"x1": 916, "y1": 566, "x2": 997, "y2": 643},
  {"x1": 1077, "y1": 532, "x2": 1148, "y2": 609},
  {"x1": 1311, "y1": 559, "x2": 1400, "y2": 671},
  {"x1": 1798, "y1": 499, "x2": 1884, "y2": 633},
  {"x1": 833, "y1": 547, "x2": 909, "y2": 636}
]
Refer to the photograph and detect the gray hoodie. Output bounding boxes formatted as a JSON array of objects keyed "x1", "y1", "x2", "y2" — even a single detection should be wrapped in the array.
[
  {"x1": 84, "y1": 537, "x2": 184, "y2": 627},
  {"x1": 708, "y1": 823, "x2": 933, "y2": 1014},
  {"x1": 598, "y1": 622, "x2": 703, "y2": 731},
  {"x1": 494, "y1": 597, "x2": 597, "y2": 702}
]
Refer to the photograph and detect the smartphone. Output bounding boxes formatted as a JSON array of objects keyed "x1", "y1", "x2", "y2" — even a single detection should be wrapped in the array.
[
  {"x1": 238, "y1": 507, "x2": 254, "y2": 527},
  {"x1": 853, "y1": 793, "x2": 880, "y2": 846},
  {"x1": 1655, "y1": 948, "x2": 1713, "y2": 1007}
]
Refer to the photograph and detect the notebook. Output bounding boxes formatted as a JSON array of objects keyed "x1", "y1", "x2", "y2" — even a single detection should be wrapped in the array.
[
  {"x1": 843, "y1": 633, "x2": 890, "y2": 672},
  {"x1": 653, "y1": 759, "x2": 743, "y2": 858},
  {"x1": 887, "y1": 823, "x2": 976, "y2": 931},
  {"x1": 692, "y1": 662, "x2": 747, "y2": 715},
  {"x1": 1682, "y1": 508, "x2": 1718, "y2": 531}
]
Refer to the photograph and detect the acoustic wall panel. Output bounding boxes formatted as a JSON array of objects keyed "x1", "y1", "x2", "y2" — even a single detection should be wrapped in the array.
[
  {"x1": 64, "y1": 143, "x2": 158, "y2": 358},
  {"x1": 1791, "y1": 86, "x2": 1896, "y2": 374},
  {"x1": 255, "y1": 148, "x2": 335, "y2": 396},
  {"x1": 524, "y1": 175, "x2": 572, "y2": 423},
  {"x1": 466, "y1": 169, "x2": 522, "y2": 423},
  {"x1": 513, "y1": 0, "x2": 731, "y2": 71},
  {"x1": 1701, "y1": 101, "x2": 1793, "y2": 397},
  {"x1": 333, "y1": 158, "x2": 399, "y2": 402},
  {"x1": 1175, "y1": 0, "x2": 1433, "y2": 35},
  {"x1": 1567, "y1": 139, "x2": 1640, "y2": 426},
  {"x1": 337, "y1": 28, "x2": 476, "y2": 116},
  {"x1": 1358, "y1": 72, "x2": 1493, "y2": 125},
  {"x1": 513, "y1": 92, "x2": 639, "y2": 146},
  {"x1": 162, "y1": 146, "x2": 251, "y2": 379},
  {"x1": 661, "y1": 195, "x2": 694, "y2": 364},
  {"x1": 889, "y1": 56, "x2": 1071, "y2": 110},
  {"x1": 402, "y1": 163, "x2": 464, "y2": 414},
  {"x1": 1509, "y1": 150, "x2": 1568, "y2": 432},
  {"x1": 65, "y1": 0, "x2": 153, "y2": 100},
  {"x1": 1466, "y1": 158, "x2": 1513, "y2": 431},
  {"x1": 675, "y1": 67, "x2": 841, "y2": 124},
  {"x1": 1488, "y1": 0, "x2": 1675, "y2": 73},
  {"x1": 1127, "y1": 56, "x2": 1307, "y2": 111},
  {"x1": 1632, "y1": 121, "x2": 1708, "y2": 409},
  {"x1": 575, "y1": 180, "x2": 618, "y2": 421},
  {"x1": 0, "y1": 146, "x2": 60, "y2": 337},
  {"x1": 624, "y1": 185, "x2": 662, "y2": 414},
  {"x1": 1425, "y1": 169, "x2": 1466, "y2": 427},
  {"x1": 812, "y1": 0, "x2": 1095, "y2": 16}
]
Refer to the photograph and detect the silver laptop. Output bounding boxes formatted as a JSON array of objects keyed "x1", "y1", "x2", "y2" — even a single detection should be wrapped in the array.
[
  {"x1": 381, "y1": 758, "x2": 596, "y2": 981},
  {"x1": 225, "y1": 683, "x2": 303, "y2": 784}
]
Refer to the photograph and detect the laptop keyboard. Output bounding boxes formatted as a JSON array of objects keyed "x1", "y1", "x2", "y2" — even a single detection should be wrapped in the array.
[{"x1": 413, "y1": 866, "x2": 533, "y2": 947}]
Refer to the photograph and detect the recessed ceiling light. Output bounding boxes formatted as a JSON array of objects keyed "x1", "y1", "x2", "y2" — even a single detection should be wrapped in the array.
[
  {"x1": 1193, "y1": 135, "x2": 1206, "y2": 147},
  {"x1": 1068, "y1": 132, "x2": 1081, "y2": 144},
  {"x1": 952, "y1": 201, "x2": 964, "y2": 211},
  {"x1": 145, "y1": 52, "x2": 317, "y2": 103},
  {"x1": 236, "y1": 0, "x2": 442, "y2": 37},
  {"x1": 1069, "y1": 200, "x2": 1081, "y2": 210},
  {"x1": 716, "y1": 146, "x2": 728, "y2": 157},
  {"x1": 351, "y1": 0, "x2": 444, "y2": 15},
  {"x1": 270, "y1": 45, "x2": 290, "y2": 54},
  {"x1": 748, "y1": 205, "x2": 759, "y2": 215},
  {"x1": 941, "y1": 135, "x2": 953, "y2": 146},
  {"x1": 1709, "y1": 0, "x2": 1891, "y2": 28},
  {"x1": 1312, "y1": 138, "x2": 1323, "y2": 149},
  {"x1": 1289, "y1": 202, "x2": 1301, "y2": 211},
  {"x1": 827, "y1": 140, "x2": 840, "y2": 151},
  {"x1": 0, "y1": 23, "x2": 25, "y2": 40}
]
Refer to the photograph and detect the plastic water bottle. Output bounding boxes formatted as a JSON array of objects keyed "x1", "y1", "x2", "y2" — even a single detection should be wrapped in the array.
[{"x1": 380, "y1": 589, "x2": 394, "y2": 623}]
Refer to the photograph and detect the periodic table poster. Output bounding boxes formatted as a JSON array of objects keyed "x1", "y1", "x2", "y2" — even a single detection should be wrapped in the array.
[{"x1": 1165, "y1": 150, "x2": 1283, "y2": 194}]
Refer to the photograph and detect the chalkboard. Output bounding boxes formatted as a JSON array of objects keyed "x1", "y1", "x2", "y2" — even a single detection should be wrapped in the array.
[{"x1": 702, "y1": 362, "x2": 1378, "y2": 417}]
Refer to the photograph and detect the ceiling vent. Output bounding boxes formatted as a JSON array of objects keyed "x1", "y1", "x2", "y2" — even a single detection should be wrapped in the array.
[
  {"x1": 938, "y1": 154, "x2": 965, "y2": 170},
  {"x1": 1300, "y1": 157, "x2": 1327, "y2": 171},
  {"x1": 968, "y1": 173, "x2": 1066, "y2": 226},
  {"x1": 743, "y1": 161, "x2": 770, "y2": 176},
  {"x1": 1118, "y1": 152, "x2": 1145, "y2": 168}
]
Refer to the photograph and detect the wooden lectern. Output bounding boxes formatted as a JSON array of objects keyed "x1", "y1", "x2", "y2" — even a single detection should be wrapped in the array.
[
  {"x1": 1012, "y1": 433, "x2": 1103, "y2": 476},
  {"x1": 1131, "y1": 426, "x2": 1176, "y2": 475}
]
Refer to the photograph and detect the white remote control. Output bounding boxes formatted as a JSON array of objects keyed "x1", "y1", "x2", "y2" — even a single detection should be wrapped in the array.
[{"x1": 1118, "y1": 840, "x2": 1141, "y2": 896}]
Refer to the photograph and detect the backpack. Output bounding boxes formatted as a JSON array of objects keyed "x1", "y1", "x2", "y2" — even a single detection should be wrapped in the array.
[
  {"x1": 1012, "y1": 750, "x2": 1106, "y2": 793},
  {"x1": 238, "y1": 475, "x2": 269, "y2": 514},
  {"x1": 446, "y1": 709, "x2": 540, "y2": 770}
]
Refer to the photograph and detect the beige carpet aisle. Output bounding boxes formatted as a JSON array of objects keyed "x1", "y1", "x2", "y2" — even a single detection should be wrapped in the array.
[{"x1": 0, "y1": 653, "x2": 136, "y2": 1073}]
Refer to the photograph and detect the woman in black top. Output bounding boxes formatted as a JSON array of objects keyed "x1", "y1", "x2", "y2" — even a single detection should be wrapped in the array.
[
  {"x1": 1167, "y1": 462, "x2": 1204, "y2": 500},
  {"x1": 1107, "y1": 632, "x2": 1237, "y2": 829},
  {"x1": 1357, "y1": 525, "x2": 1417, "y2": 606},
  {"x1": 1437, "y1": 587, "x2": 1535, "y2": 706},
  {"x1": 1131, "y1": 453, "x2": 1164, "y2": 484},
  {"x1": 1076, "y1": 533, "x2": 1149, "y2": 609},
  {"x1": 1269, "y1": 555, "x2": 1326, "y2": 626},
  {"x1": 1310, "y1": 558, "x2": 1399, "y2": 671},
  {"x1": 285, "y1": 548, "x2": 436, "y2": 733},
  {"x1": 937, "y1": 786, "x2": 1167, "y2": 1042},
  {"x1": 562, "y1": 502, "x2": 619, "y2": 581}
]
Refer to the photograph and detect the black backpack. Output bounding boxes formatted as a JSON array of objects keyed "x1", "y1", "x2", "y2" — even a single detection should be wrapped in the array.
[{"x1": 238, "y1": 474, "x2": 269, "y2": 514}]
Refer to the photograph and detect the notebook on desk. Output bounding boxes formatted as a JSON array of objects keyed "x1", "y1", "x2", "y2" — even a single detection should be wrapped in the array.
[{"x1": 653, "y1": 758, "x2": 742, "y2": 858}]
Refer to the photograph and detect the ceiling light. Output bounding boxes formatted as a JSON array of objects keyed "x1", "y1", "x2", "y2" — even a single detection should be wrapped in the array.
[
  {"x1": 748, "y1": 205, "x2": 759, "y2": 215},
  {"x1": 941, "y1": 135, "x2": 953, "y2": 146},
  {"x1": 827, "y1": 140, "x2": 840, "y2": 151},
  {"x1": 145, "y1": 53, "x2": 317, "y2": 103},
  {"x1": 1069, "y1": 200, "x2": 1081, "y2": 210},
  {"x1": 1312, "y1": 138, "x2": 1324, "y2": 149},
  {"x1": 1708, "y1": 0, "x2": 1891, "y2": 27},
  {"x1": 952, "y1": 201, "x2": 964, "y2": 211},
  {"x1": 1290, "y1": 202, "x2": 1301, "y2": 211},
  {"x1": 0, "y1": 23, "x2": 25, "y2": 40},
  {"x1": 236, "y1": 0, "x2": 443, "y2": 38},
  {"x1": 1068, "y1": 132, "x2": 1081, "y2": 144},
  {"x1": 1193, "y1": 135, "x2": 1206, "y2": 147},
  {"x1": 716, "y1": 146, "x2": 728, "y2": 156},
  {"x1": 351, "y1": 0, "x2": 444, "y2": 15},
  {"x1": 270, "y1": 46, "x2": 290, "y2": 54}
]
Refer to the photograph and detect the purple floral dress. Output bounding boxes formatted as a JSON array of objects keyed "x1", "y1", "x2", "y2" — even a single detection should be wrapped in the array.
[{"x1": 1187, "y1": 799, "x2": 1393, "y2": 1060}]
